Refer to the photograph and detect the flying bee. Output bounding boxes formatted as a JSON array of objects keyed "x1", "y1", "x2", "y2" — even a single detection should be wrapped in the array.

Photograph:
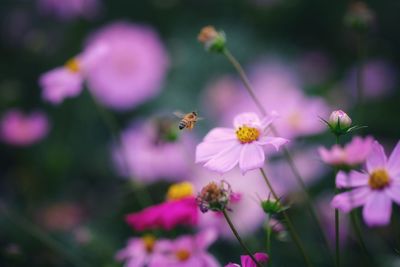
[{"x1": 173, "y1": 111, "x2": 203, "y2": 130}]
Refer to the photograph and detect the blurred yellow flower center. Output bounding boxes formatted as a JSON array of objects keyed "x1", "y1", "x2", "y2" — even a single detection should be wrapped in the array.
[
  {"x1": 368, "y1": 169, "x2": 391, "y2": 190},
  {"x1": 64, "y1": 58, "x2": 80, "y2": 73},
  {"x1": 236, "y1": 126, "x2": 260, "y2": 143},
  {"x1": 176, "y1": 249, "x2": 191, "y2": 261},
  {"x1": 166, "y1": 182, "x2": 194, "y2": 201},
  {"x1": 142, "y1": 235, "x2": 156, "y2": 253}
]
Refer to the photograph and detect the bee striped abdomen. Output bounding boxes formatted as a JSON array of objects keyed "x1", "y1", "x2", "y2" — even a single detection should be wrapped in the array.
[{"x1": 179, "y1": 120, "x2": 187, "y2": 130}]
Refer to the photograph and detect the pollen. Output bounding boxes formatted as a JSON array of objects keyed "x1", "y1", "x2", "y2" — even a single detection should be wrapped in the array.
[
  {"x1": 142, "y1": 234, "x2": 156, "y2": 253},
  {"x1": 368, "y1": 169, "x2": 391, "y2": 190},
  {"x1": 176, "y1": 249, "x2": 191, "y2": 261},
  {"x1": 166, "y1": 182, "x2": 194, "y2": 201},
  {"x1": 236, "y1": 125, "x2": 260, "y2": 143},
  {"x1": 64, "y1": 58, "x2": 80, "y2": 73}
]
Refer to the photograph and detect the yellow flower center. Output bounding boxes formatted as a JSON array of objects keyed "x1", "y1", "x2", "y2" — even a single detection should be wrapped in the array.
[
  {"x1": 236, "y1": 125, "x2": 260, "y2": 143},
  {"x1": 64, "y1": 58, "x2": 80, "y2": 73},
  {"x1": 368, "y1": 169, "x2": 391, "y2": 190},
  {"x1": 142, "y1": 235, "x2": 156, "y2": 253},
  {"x1": 175, "y1": 249, "x2": 191, "y2": 261},
  {"x1": 166, "y1": 182, "x2": 194, "y2": 201}
]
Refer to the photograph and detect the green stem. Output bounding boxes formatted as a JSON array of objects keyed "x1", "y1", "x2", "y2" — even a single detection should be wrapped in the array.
[
  {"x1": 222, "y1": 209, "x2": 263, "y2": 267},
  {"x1": 222, "y1": 47, "x2": 332, "y2": 257},
  {"x1": 259, "y1": 169, "x2": 313, "y2": 267},
  {"x1": 0, "y1": 203, "x2": 89, "y2": 267},
  {"x1": 266, "y1": 224, "x2": 272, "y2": 266},
  {"x1": 334, "y1": 137, "x2": 340, "y2": 267},
  {"x1": 88, "y1": 93, "x2": 152, "y2": 208}
]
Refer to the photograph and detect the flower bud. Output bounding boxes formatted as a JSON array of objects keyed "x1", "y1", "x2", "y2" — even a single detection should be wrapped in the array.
[
  {"x1": 329, "y1": 110, "x2": 352, "y2": 129},
  {"x1": 198, "y1": 26, "x2": 226, "y2": 53},
  {"x1": 196, "y1": 180, "x2": 232, "y2": 213},
  {"x1": 344, "y1": 1, "x2": 375, "y2": 32},
  {"x1": 261, "y1": 198, "x2": 287, "y2": 215}
]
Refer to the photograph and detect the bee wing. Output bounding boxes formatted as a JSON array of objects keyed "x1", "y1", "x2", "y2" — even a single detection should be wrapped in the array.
[
  {"x1": 196, "y1": 117, "x2": 205, "y2": 121},
  {"x1": 173, "y1": 111, "x2": 185, "y2": 118}
]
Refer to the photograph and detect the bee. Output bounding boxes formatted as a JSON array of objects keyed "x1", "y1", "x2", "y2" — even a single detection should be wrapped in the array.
[{"x1": 173, "y1": 111, "x2": 203, "y2": 130}]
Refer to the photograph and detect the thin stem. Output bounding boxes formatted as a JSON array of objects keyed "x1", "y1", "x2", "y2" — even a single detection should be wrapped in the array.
[
  {"x1": 0, "y1": 203, "x2": 89, "y2": 267},
  {"x1": 266, "y1": 224, "x2": 272, "y2": 267},
  {"x1": 259, "y1": 169, "x2": 313, "y2": 267},
  {"x1": 334, "y1": 136, "x2": 340, "y2": 267},
  {"x1": 222, "y1": 47, "x2": 332, "y2": 256},
  {"x1": 350, "y1": 211, "x2": 374, "y2": 266},
  {"x1": 222, "y1": 209, "x2": 263, "y2": 267},
  {"x1": 355, "y1": 32, "x2": 366, "y2": 123}
]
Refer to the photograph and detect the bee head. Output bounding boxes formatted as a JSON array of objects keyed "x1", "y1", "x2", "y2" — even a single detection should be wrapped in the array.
[{"x1": 192, "y1": 111, "x2": 198, "y2": 116}]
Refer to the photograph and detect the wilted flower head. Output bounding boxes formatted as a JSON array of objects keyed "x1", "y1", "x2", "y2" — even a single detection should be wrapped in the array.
[
  {"x1": 0, "y1": 109, "x2": 49, "y2": 146},
  {"x1": 113, "y1": 118, "x2": 194, "y2": 184},
  {"x1": 225, "y1": 253, "x2": 269, "y2": 267},
  {"x1": 84, "y1": 22, "x2": 169, "y2": 110},
  {"x1": 197, "y1": 180, "x2": 232, "y2": 213},
  {"x1": 319, "y1": 136, "x2": 374, "y2": 168},
  {"x1": 196, "y1": 112, "x2": 288, "y2": 174},
  {"x1": 198, "y1": 25, "x2": 226, "y2": 52},
  {"x1": 332, "y1": 140, "x2": 400, "y2": 226},
  {"x1": 37, "y1": 0, "x2": 100, "y2": 21},
  {"x1": 344, "y1": 1, "x2": 375, "y2": 31},
  {"x1": 125, "y1": 182, "x2": 198, "y2": 231}
]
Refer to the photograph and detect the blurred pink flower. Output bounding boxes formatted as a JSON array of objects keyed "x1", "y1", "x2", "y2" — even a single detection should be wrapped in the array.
[
  {"x1": 125, "y1": 197, "x2": 198, "y2": 231},
  {"x1": 84, "y1": 22, "x2": 169, "y2": 110},
  {"x1": 196, "y1": 112, "x2": 288, "y2": 174},
  {"x1": 208, "y1": 61, "x2": 330, "y2": 139},
  {"x1": 113, "y1": 119, "x2": 194, "y2": 183},
  {"x1": 116, "y1": 235, "x2": 161, "y2": 267},
  {"x1": 39, "y1": 43, "x2": 108, "y2": 104},
  {"x1": 150, "y1": 229, "x2": 219, "y2": 267},
  {"x1": 345, "y1": 59, "x2": 397, "y2": 99},
  {"x1": 37, "y1": 202, "x2": 84, "y2": 231},
  {"x1": 225, "y1": 253, "x2": 269, "y2": 267},
  {"x1": 319, "y1": 136, "x2": 374, "y2": 167},
  {"x1": 0, "y1": 109, "x2": 49, "y2": 146},
  {"x1": 37, "y1": 0, "x2": 100, "y2": 21},
  {"x1": 316, "y1": 194, "x2": 349, "y2": 247},
  {"x1": 332, "y1": 141, "x2": 400, "y2": 227}
]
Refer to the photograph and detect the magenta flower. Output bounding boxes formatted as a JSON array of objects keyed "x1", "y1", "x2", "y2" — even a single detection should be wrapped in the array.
[
  {"x1": 319, "y1": 136, "x2": 374, "y2": 167},
  {"x1": 84, "y1": 22, "x2": 169, "y2": 110},
  {"x1": 39, "y1": 43, "x2": 108, "y2": 104},
  {"x1": 331, "y1": 140, "x2": 400, "y2": 226},
  {"x1": 112, "y1": 119, "x2": 194, "y2": 183},
  {"x1": 196, "y1": 112, "x2": 289, "y2": 174},
  {"x1": 37, "y1": 0, "x2": 100, "y2": 21},
  {"x1": 150, "y1": 229, "x2": 219, "y2": 267},
  {"x1": 0, "y1": 109, "x2": 49, "y2": 146},
  {"x1": 225, "y1": 253, "x2": 269, "y2": 267},
  {"x1": 125, "y1": 197, "x2": 198, "y2": 231}
]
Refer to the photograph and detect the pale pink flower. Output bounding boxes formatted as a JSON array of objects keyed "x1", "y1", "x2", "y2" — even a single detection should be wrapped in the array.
[
  {"x1": 150, "y1": 229, "x2": 219, "y2": 267},
  {"x1": 225, "y1": 253, "x2": 269, "y2": 267},
  {"x1": 39, "y1": 43, "x2": 108, "y2": 104},
  {"x1": 84, "y1": 22, "x2": 169, "y2": 110},
  {"x1": 37, "y1": 0, "x2": 100, "y2": 21},
  {"x1": 196, "y1": 112, "x2": 289, "y2": 174},
  {"x1": 0, "y1": 109, "x2": 49, "y2": 146},
  {"x1": 319, "y1": 136, "x2": 374, "y2": 167},
  {"x1": 113, "y1": 119, "x2": 194, "y2": 183},
  {"x1": 332, "y1": 140, "x2": 400, "y2": 226}
]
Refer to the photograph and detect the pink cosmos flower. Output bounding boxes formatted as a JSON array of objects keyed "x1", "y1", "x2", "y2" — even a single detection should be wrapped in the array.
[
  {"x1": 39, "y1": 43, "x2": 108, "y2": 104},
  {"x1": 196, "y1": 112, "x2": 289, "y2": 174},
  {"x1": 37, "y1": 0, "x2": 100, "y2": 21},
  {"x1": 0, "y1": 109, "x2": 49, "y2": 146},
  {"x1": 150, "y1": 229, "x2": 219, "y2": 267},
  {"x1": 112, "y1": 119, "x2": 194, "y2": 183},
  {"x1": 116, "y1": 235, "x2": 162, "y2": 267},
  {"x1": 84, "y1": 22, "x2": 169, "y2": 110},
  {"x1": 125, "y1": 197, "x2": 198, "y2": 231},
  {"x1": 331, "y1": 140, "x2": 400, "y2": 226},
  {"x1": 319, "y1": 136, "x2": 374, "y2": 167},
  {"x1": 225, "y1": 253, "x2": 269, "y2": 267}
]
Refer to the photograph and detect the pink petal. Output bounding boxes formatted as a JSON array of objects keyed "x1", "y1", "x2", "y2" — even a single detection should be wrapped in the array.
[
  {"x1": 362, "y1": 192, "x2": 392, "y2": 227},
  {"x1": 366, "y1": 141, "x2": 387, "y2": 172},
  {"x1": 239, "y1": 144, "x2": 265, "y2": 174},
  {"x1": 195, "y1": 228, "x2": 218, "y2": 250},
  {"x1": 240, "y1": 253, "x2": 269, "y2": 267},
  {"x1": 260, "y1": 110, "x2": 279, "y2": 129},
  {"x1": 203, "y1": 127, "x2": 236, "y2": 142},
  {"x1": 196, "y1": 139, "x2": 238, "y2": 163},
  {"x1": 225, "y1": 264, "x2": 240, "y2": 267},
  {"x1": 387, "y1": 141, "x2": 400, "y2": 177},
  {"x1": 233, "y1": 112, "x2": 261, "y2": 128},
  {"x1": 256, "y1": 136, "x2": 289, "y2": 151},
  {"x1": 385, "y1": 183, "x2": 400, "y2": 205},
  {"x1": 331, "y1": 187, "x2": 371, "y2": 212},
  {"x1": 336, "y1": 170, "x2": 369, "y2": 189},
  {"x1": 203, "y1": 143, "x2": 242, "y2": 173}
]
